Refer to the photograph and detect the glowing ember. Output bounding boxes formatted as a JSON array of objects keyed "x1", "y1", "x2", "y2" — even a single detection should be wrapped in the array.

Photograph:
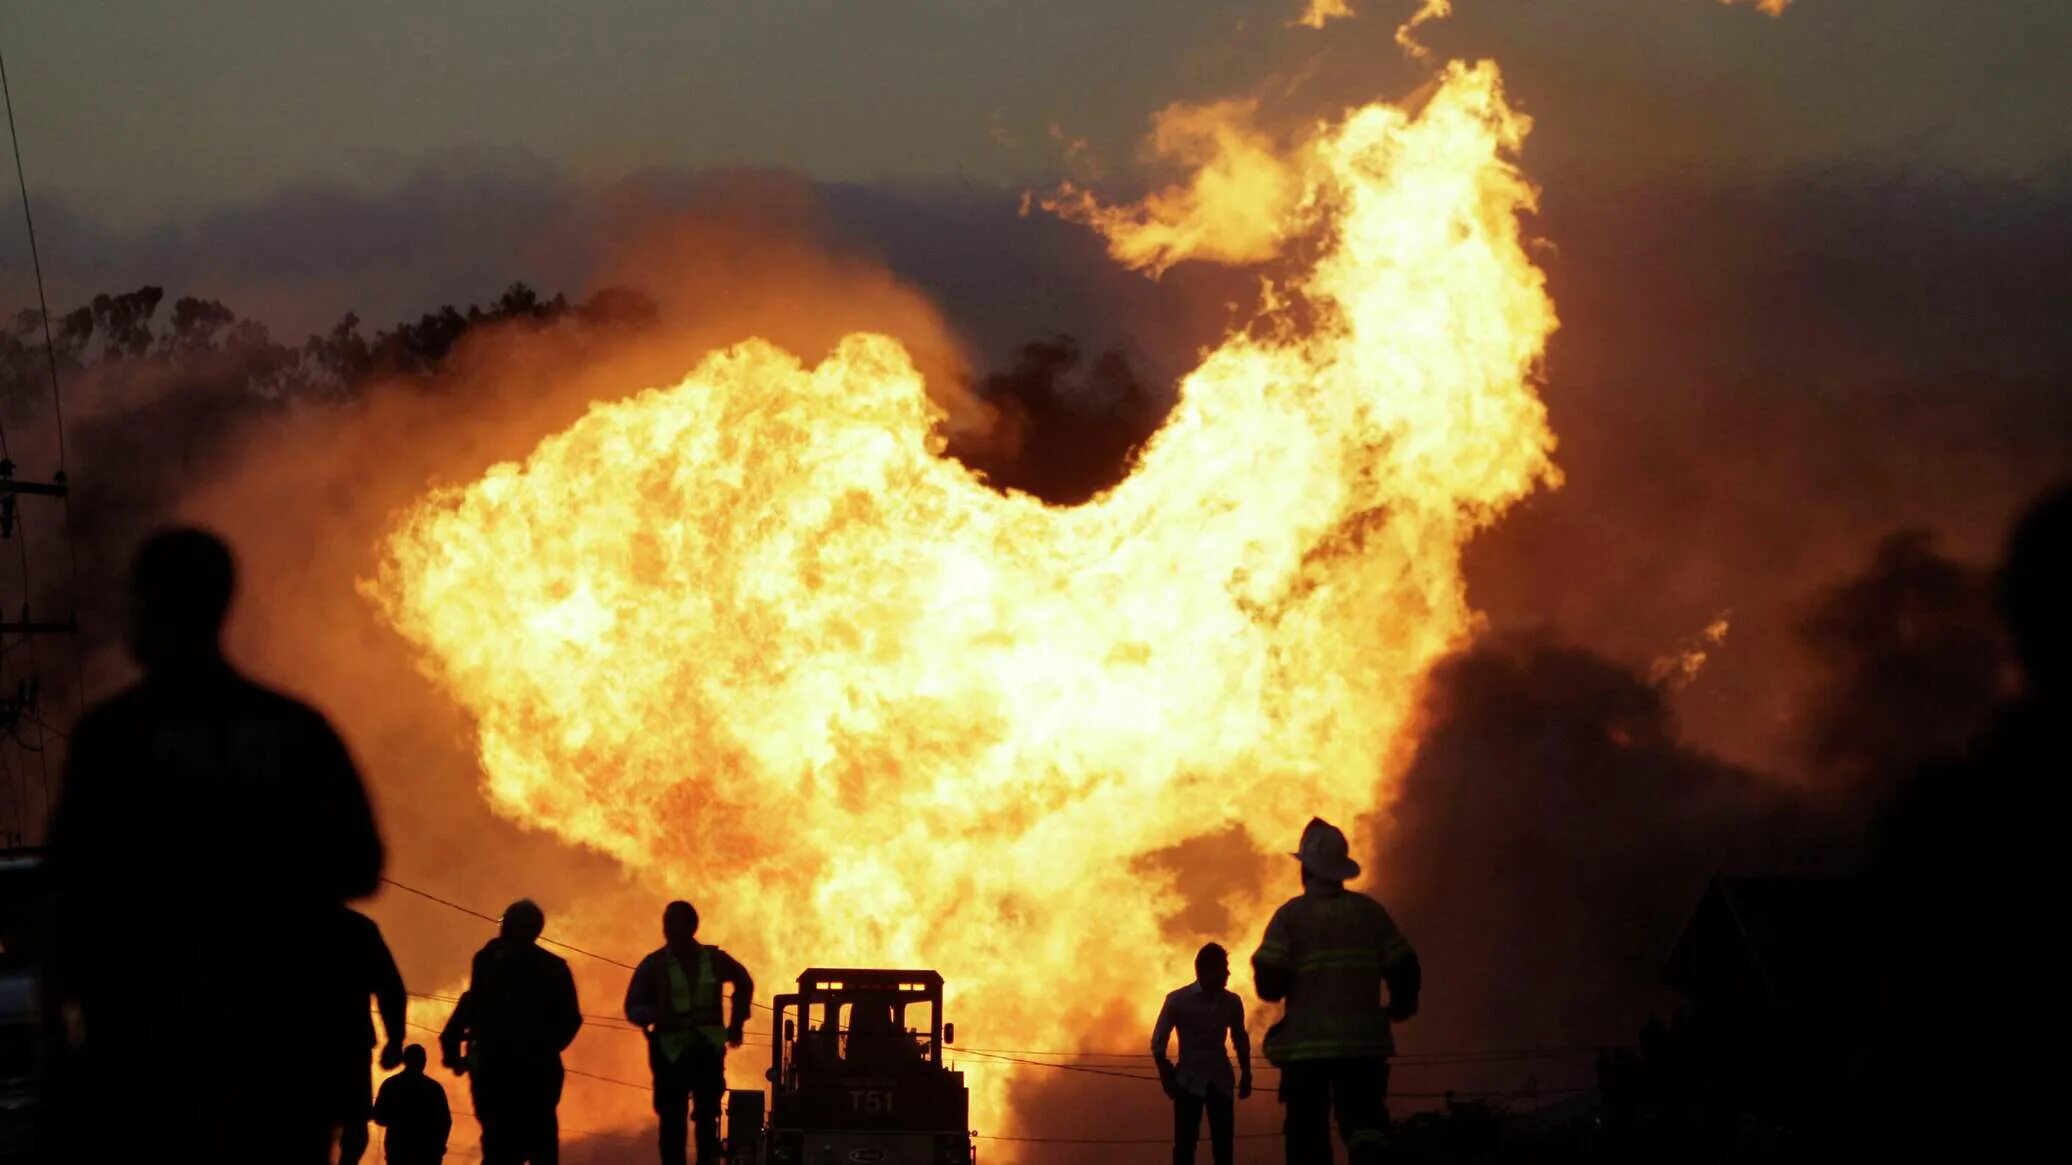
[{"x1": 367, "y1": 61, "x2": 1557, "y2": 1130}]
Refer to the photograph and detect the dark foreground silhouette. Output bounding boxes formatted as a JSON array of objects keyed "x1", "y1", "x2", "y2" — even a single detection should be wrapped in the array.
[
  {"x1": 43, "y1": 528, "x2": 385, "y2": 1163},
  {"x1": 441, "y1": 899, "x2": 582, "y2": 1165},
  {"x1": 323, "y1": 908, "x2": 408, "y2": 1165},
  {"x1": 375, "y1": 1044, "x2": 453, "y2": 1165},
  {"x1": 624, "y1": 900, "x2": 755, "y2": 1165},
  {"x1": 1153, "y1": 942, "x2": 1251, "y2": 1165},
  {"x1": 1253, "y1": 818, "x2": 1421, "y2": 1165},
  {"x1": 1866, "y1": 483, "x2": 2071, "y2": 1161}
]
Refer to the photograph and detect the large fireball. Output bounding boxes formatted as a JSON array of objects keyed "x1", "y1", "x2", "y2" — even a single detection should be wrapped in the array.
[{"x1": 367, "y1": 62, "x2": 1556, "y2": 1129}]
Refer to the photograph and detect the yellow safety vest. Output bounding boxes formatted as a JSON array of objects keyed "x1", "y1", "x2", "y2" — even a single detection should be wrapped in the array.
[{"x1": 657, "y1": 947, "x2": 729, "y2": 1062}]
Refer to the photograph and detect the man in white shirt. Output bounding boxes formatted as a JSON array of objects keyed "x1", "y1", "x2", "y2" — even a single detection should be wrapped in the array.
[{"x1": 1151, "y1": 943, "x2": 1253, "y2": 1165}]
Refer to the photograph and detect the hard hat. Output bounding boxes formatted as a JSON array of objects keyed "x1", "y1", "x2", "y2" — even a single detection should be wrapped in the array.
[{"x1": 1292, "y1": 817, "x2": 1361, "y2": 881}]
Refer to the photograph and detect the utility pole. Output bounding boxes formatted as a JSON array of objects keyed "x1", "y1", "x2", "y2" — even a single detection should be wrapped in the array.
[{"x1": 0, "y1": 459, "x2": 78, "y2": 843}]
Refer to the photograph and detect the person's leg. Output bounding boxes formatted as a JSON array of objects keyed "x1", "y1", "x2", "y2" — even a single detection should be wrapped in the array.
[
  {"x1": 1279, "y1": 1063, "x2": 1333, "y2": 1165},
  {"x1": 338, "y1": 1119, "x2": 371, "y2": 1165},
  {"x1": 1329, "y1": 1058, "x2": 1391, "y2": 1165},
  {"x1": 1206, "y1": 1091, "x2": 1235, "y2": 1165},
  {"x1": 533, "y1": 1061, "x2": 565, "y2": 1165},
  {"x1": 689, "y1": 1046, "x2": 728, "y2": 1165},
  {"x1": 653, "y1": 1048, "x2": 693, "y2": 1165},
  {"x1": 338, "y1": 1068, "x2": 374, "y2": 1165},
  {"x1": 1171, "y1": 1093, "x2": 1205, "y2": 1165},
  {"x1": 471, "y1": 1075, "x2": 515, "y2": 1165}
]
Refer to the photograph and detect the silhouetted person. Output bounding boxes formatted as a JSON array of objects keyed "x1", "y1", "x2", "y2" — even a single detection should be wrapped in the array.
[
  {"x1": 1251, "y1": 819, "x2": 1419, "y2": 1165},
  {"x1": 624, "y1": 901, "x2": 753, "y2": 1165},
  {"x1": 374, "y1": 1045, "x2": 452, "y2": 1165},
  {"x1": 1152, "y1": 943, "x2": 1251, "y2": 1165},
  {"x1": 43, "y1": 527, "x2": 384, "y2": 1163},
  {"x1": 1870, "y1": 484, "x2": 2072, "y2": 1162},
  {"x1": 846, "y1": 999, "x2": 893, "y2": 1055},
  {"x1": 845, "y1": 997, "x2": 920, "y2": 1070},
  {"x1": 319, "y1": 908, "x2": 408, "y2": 1165},
  {"x1": 441, "y1": 900, "x2": 582, "y2": 1165}
]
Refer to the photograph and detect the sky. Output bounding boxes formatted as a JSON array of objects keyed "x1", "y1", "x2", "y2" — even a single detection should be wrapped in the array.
[{"x1": 3, "y1": 0, "x2": 2068, "y2": 227}]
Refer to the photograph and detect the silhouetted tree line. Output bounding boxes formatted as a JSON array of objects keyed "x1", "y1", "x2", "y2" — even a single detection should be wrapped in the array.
[{"x1": 2, "y1": 281, "x2": 661, "y2": 412}]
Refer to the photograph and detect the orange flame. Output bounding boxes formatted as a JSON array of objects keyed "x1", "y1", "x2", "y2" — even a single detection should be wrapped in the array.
[
  {"x1": 1650, "y1": 614, "x2": 1734, "y2": 691},
  {"x1": 368, "y1": 61, "x2": 1557, "y2": 1131}
]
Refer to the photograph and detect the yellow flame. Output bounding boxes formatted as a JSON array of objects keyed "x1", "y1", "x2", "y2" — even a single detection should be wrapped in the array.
[
  {"x1": 1295, "y1": 0, "x2": 1356, "y2": 30},
  {"x1": 368, "y1": 61, "x2": 1557, "y2": 1132},
  {"x1": 1395, "y1": 2, "x2": 1455, "y2": 60},
  {"x1": 1041, "y1": 99, "x2": 1307, "y2": 276}
]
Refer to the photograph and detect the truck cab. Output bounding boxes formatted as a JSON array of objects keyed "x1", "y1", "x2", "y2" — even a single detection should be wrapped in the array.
[{"x1": 743, "y1": 968, "x2": 973, "y2": 1165}]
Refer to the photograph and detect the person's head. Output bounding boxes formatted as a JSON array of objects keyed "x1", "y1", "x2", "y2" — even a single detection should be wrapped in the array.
[
  {"x1": 663, "y1": 900, "x2": 700, "y2": 945},
  {"x1": 501, "y1": 899, "x2": 546, "y2": 945},
  {"x1": 2001, "y1": 484, "x2": 2072, "y2": 702},
  {"x1": 1293, "y1": 817, "x2": 1361, "y2": 887},
  {"x1": 402, "y1": 1044, "x2": 427, "y2": 1074},
  {"x1": 1194, "y1": 942, "x2": 1230, "y2": 992},
  {"x1": 125, "y1": 527, "x2": 236, "y2": 672}
]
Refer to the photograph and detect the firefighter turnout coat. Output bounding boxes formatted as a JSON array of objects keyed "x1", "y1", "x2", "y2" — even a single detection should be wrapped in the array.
[{"x1": 1250, "y1": 884, "x2": 1421, "y2": 1064}]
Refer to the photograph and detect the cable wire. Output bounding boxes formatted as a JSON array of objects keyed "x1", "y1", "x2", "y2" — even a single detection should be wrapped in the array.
[{"x1": 381, "y1": 875, "x2": 638, "y2": 970}]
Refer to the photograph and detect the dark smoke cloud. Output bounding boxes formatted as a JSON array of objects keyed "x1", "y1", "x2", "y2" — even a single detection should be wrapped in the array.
[
  {"x1": 1790, "y1": 530, "x2": 2010, "y2": 800},
  {"x1": 1466, "y1": 160, "x2": 2072, "y2": 779},
  {"x1": 1368, "y1": 637, "x2": 1817, "y2": 1080},
  {"x1": 956, "y1": 336, "x2": 1166, "y2": 505}
]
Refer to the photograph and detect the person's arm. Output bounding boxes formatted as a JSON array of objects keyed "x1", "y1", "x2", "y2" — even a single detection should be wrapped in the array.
[
  {"x1": 372, "y1": 1079, "x2": 395, "y2": 1128},
  {"x1": 1229, "y1": 995, "x2": 1253, "y2": 1097},
  {"x1": 624, "y1": 953, "x2": 659, "y2": 1028},
  {"x1": 305, "y1": 714, "x2": 385, "y2": 900},
  {"x1": 1378, "y1": 908, "x2": 1420, "y2": 1021},
  {"x1": 720, "y1": 950, "x2": 755, "y2": 1045},
  {"x1": 1150, "y1": 996, "x2": 1179, "y2": 1098},
  {"x1": 433, "y1": 1084, "x2": 452, "y2": 1148},
  {"x1": 1150, "y1": 996, "x2": 1176, "y2": 1066},
  {"x1": 1385, "y1": 948, "x2": 1422, "y2": 1022},
  {"x1": 440, "y1": 989, "x2": 473, "y2": 1074},
  {"x1": 370, "y1": 923, "x2": 408, "y2": 1068},
  {"x1": 1252, "y1": 906, "x2": 1293, "y2": 1003},
  {"x1": 552, "y1": 960, "x2": 584, "y2": 1052}
]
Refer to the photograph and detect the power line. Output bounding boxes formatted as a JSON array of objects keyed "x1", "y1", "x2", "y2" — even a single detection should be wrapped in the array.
[
  {"x1": 0, "y1": 35, "x2": 69, "y2": 470},
  {"x1": 380, "y1": 875, "x2": 638, "y2": 971}
]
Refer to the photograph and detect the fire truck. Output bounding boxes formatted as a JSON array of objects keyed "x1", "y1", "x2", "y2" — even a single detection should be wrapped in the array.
[{"x1": 729, "y1": 968, "x2": 975, "y2": 1165}]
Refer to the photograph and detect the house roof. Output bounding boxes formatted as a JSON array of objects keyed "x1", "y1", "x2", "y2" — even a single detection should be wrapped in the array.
[{"x1": 1662, "y1": 876, "x2": 1875, "y2": 1016}]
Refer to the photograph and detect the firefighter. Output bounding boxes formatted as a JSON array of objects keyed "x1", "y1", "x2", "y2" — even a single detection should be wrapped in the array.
[
  {"x1": 1250, "y1": 818, "x2": 1420, "y2": 1165},
  {"x1": 1151, "y1": 942, "x2": 1252, "y2": 1165},
  {"x1": 374, "y1": 1045, "x2": 453, "y2": 1165},
  {"x1": 624, "y1": 901, "x2": 754, "y2": 1165},
  {"x1": 440, "y1": 900, "x2": 583, "y2": 1165}
]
